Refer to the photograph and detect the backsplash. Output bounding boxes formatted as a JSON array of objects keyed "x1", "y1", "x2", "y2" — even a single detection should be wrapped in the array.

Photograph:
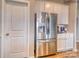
[{"x1": 57, "y1": 24, "x2": 68, "y2": 33}]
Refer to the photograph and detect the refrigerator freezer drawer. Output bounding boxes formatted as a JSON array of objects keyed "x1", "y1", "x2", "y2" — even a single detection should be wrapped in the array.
[{"x1": 36, "y1": 40, "x2": 57, "y2": 57}]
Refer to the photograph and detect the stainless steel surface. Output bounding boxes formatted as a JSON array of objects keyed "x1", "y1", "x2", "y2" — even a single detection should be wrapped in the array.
[{"x1": 35, "y1": 12, "x2": 57, "y2": 57}]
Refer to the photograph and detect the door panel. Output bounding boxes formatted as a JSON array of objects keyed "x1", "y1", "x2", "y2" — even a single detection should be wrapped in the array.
[
  {"x1": 10, "y1": 37, "x2": 25, "y2": 53},
  {"x1": 11, "y1": 4, "x2": 26, "y2": 30},
  {"x1": 4, "y1": 1, "x2": 29, "y2": 58}
]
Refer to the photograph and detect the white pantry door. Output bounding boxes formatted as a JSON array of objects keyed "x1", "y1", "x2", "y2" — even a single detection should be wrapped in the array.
[{"x1": 3, "y1": 1, "x2": 29, "y2": 58}]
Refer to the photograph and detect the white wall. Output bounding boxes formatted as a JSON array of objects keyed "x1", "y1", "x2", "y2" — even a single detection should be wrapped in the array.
[
  {"x1": 77, "y1": 3, "x2": 79, "y2": 15},
  {"x1": 0, "y1": 0, "x2": 2, "y2": 36},
  {"x1": 68, "y1": 0, "x2": 77, "y2": 51},
  {"x1": 76, "y1": 16, "x2": 79, "y2": 42},
  {"x1": 0, "y1": 0, "x2": 2, "y2": 57},
  {"x1": 76, "y1": 2, "x2": 79, "y2": 42},
  {"x1": 28, "y1": 0, "x2": 36, "y2": 57}
]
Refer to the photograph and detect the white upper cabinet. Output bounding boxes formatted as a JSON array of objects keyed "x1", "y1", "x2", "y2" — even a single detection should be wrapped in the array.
[
  {"x1": 58, "y1": 5, "x2": 69, "y2": 24},
  {"x1": 35, "y1": 1, "x2": 69, "y2": 24},
  {"x1": 53, "y1": 4, "x2": 69, "y2": 24}
]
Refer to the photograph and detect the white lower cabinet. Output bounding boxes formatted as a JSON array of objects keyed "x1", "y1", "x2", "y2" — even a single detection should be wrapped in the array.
[
  {"x1": 57, "y1": 38, "x2": 66, "y2": 52},
  {"x1": 65, "y1": 34, "x2": 73, "y2": 50},
  {"x1": 57, "y1": 33, "x2": 73, "y2": 52}
]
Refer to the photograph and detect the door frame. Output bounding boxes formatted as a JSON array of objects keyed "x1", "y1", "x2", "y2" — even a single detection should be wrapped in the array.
[
  {"x1": 1, "y1": 0, "x2": 30, "y2": 58},
  {"x1": 75, "y1": 0, "x2": 78, "y2": 51}
]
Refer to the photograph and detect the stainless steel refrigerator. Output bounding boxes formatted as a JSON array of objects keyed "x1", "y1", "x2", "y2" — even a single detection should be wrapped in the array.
[{"x1": 35, "y1": 12, "x2": 57, "y2": 57}]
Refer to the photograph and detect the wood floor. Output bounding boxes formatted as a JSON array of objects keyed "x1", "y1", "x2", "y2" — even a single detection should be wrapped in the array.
[
  {"x1": 46, "y1": 51, "x2": 79, "y2": 58},
  {"x1": 45, "y1": 42, "x2": 79, "y2": 58}
]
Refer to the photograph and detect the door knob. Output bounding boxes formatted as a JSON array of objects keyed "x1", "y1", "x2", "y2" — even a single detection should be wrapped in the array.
[{"x1": 6, "y1": 33, "x2": 10, "y2": 36}]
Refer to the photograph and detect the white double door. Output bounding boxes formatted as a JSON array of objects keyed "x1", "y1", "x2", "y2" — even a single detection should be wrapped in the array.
[{"x1": 2, "y1": 1, "x2": 29, "y2": 58}]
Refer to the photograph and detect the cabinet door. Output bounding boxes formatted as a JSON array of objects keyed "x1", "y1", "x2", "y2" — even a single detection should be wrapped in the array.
[
  {"x1": 69, "y1": 34, "x2": 73, "y2": 49},
  {"x1": 61, "y1": 5, "x2": 69, "y2": 24},
  {"x1": 58, "y1": 5, "x2": 69, "y2": 24},
  {"x1": 65, "y1": 34, "x2": 73, "y2": 50},
  {"x1": 57, "y1": 38, "x2": 66, "y2": 52}
]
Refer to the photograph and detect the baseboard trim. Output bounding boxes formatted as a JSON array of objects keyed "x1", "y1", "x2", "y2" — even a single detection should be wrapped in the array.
[
  {"x1": 73, "y1": 49, "x2": 77, "y2": 52},
  {"x1": 76, "y1": 40, "x2": 79, "y2": 42}
]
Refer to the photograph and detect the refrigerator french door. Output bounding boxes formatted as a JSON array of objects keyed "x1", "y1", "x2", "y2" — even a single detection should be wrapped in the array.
[{"x1": 35, "y1": 12, "x2": 57, "y2": 57}]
